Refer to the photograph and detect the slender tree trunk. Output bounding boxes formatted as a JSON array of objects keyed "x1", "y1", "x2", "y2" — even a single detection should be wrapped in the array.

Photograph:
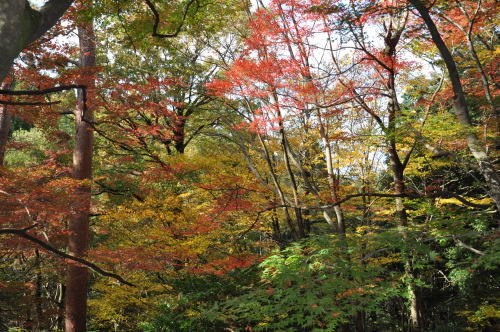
[
  {"x1": 276, "y1": 1, "x2": 337, "y2": 233},
  {"x1": 0, "y1": 77, "x2": 14, "y2": 166},
  {"x1": 316, "y1": 110, "x2": 345, "y2": 234},
  {"x1": 390, "y1": 153, "x2": 422, "y2": 331},
  {"x1": 387, "y1": 73, "x2": 423, "y2": 332},
  {"x1": 0, "y1": 105, "x2": 11, "y2": 166},
  {"x1": 257, "y1": 133, "x2": 298, "y2": 239},
  {"x1": 466, "y1": 37, "x2": 495, "y2": 112},
  {"x1": 280, "y1": 134, "x2": 305, "y2": 237},
  {"x1": 279, "y1": 121, "x2": 306, "y2": 237},
  {"x1": 33, "y1": 250, "x2": 43, "y2": 331},
  {"x1": 282, "y1": 115, "x2": 338, "y2": 231},
  {"x1": 270, "y1": 91, "x2": 306, "y2": 237},
  {"x1": 53, "y1": 283, "x2": 65, "y2": 331},
  {"x1": 65, "y1": 16, "x2": 95, "y2": 332},
  {"x1": 383, "y1": 14, "x2": 423, "y2": 329},
  {"x1": 387, "y1": 70, "x2": 422, "y2": 331},
  {"x1": 409, "y1": 0, "x2": 500, "y2": 216}
]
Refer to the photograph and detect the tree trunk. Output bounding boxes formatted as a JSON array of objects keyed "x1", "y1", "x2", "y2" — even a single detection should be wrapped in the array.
[
  {"x1": 0, "y1": 0, "x2": 74, "y2": 82},
  {"x1": 0, "y1": 76, "x2": 14, "y2": 166},
  {"x1": 257, "y1": 133, "x2": 298, "y2": 239},
  {"x1": 65, "y1": 16, "x2": 95, "y2": 332},
  {"x1": 409, "y1": 0, "x2": 500, "y2": 216},
  {"x1": 173, "y1": 115, "x2": 186, "y2": 154},
  {"x1": 388, "y1": 74, "x2": 423, "y2": 332},
  {"x1": 269, "y1": 91, "x2": 306, "y2": 238},
  {"x1": 390, "y1": 156, "x2": 422, "y2": 331},
  {"x1": 0, "y1": 103, "x2": 12, "y2": 166},
  {"x1": 317, "y1": 110, "x2": 345, "y2": 235},
  {"x1": 384, "y1": 14, "x2": 422, "y2": 330}
]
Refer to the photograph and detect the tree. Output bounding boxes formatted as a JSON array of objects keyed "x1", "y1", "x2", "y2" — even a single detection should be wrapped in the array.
[
  {"x1": 1, "y1": 0, "x2": 499, "y2": 330},
  {"x1": 0, "y1": 0, "x2": 73, "y2": 82},
  {"x1": 408, "y1": 0, "x2": 500, "y2": 216},
  {"x1": 65, "y1": 6, "x2": 96, "y2": 332}
]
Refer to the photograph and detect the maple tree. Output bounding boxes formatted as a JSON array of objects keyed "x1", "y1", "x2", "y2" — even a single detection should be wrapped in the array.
[{"x1": 0, "y1": 0, "x2": 498, "y2": 331}]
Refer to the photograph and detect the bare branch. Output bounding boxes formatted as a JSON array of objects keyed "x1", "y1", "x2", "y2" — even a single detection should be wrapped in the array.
[
  {"x1": 144, "y1": 0, "x2": 198, "y2": 38},
  {"x1": 0, "y1": 100, "x2": 60, "y2": 106},
  {"x1": 0, "y1": 85, "x2": 88, "y2": 116},
  {"x1": 0, "y1": 227, "x2": 136, "y2": 287},
  {"x1": 455, "y1": 238, "x2": 485, "y2": 255}
]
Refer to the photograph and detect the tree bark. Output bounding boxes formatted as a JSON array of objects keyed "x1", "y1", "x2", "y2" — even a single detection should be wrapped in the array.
[
  {"x1": 0, "y1": 104, "x2": 12, "y2": 166},
  {"x1": 317, "y1": 110, "x2": 345, "y2": 234},
  {"x1": 0, "y1": 0, "x2": 73, "y2": 82},
  {"x1": 380, "y1": 12, "x2": 423, "y2": 330},
  {"x1": 0, "y1": 76, "x2": 14, "y2": 166},
  {"x1": 273, "y1": 94, "x2": 306, "y2": 238},
  {"x1": 0, "y1": 106, "x2": 12, "y2": 165},
  {"x1": 65, "y1": 16, "x2": 95, "y2": 332},
  {"x1": 409, "y1": 0, "x2": 500, "y2": 216},
  {"x1": 257, "y1": 133, "x2": 298, "y2": 239}
]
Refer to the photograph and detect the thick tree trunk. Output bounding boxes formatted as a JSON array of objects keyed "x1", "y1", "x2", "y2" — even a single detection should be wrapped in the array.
[
  {"x1": 0, "y1": 0, "x2": 73, "y2": 82},
  {"x1": 65, "y1": 17, "x2": 95, "y2": 332},
  {"x1": 173, "y1": 117, "x2": 186, "y2": 154},
  {"x1": 409, "y1": 0, "x2": 500, "y2": 215}
]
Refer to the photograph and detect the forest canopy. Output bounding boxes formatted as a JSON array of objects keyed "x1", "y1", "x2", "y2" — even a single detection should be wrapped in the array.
[{"x1": 0, "y1": 0, "x2": 498, "y2": 331}]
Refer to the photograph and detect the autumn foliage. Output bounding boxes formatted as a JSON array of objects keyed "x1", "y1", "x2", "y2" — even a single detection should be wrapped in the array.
[{"x1": 0, "y1": 0, "x2": 498, "y2": 331}]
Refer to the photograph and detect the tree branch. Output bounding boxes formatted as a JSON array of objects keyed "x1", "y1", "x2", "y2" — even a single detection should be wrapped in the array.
[
  {"x1": 264, "y1": 191, "x2": 492, "y2": 211},
  {"x1": 0, "y1": 100, "x2": 60, "y2": 106},
  {"x1": 144, "y1": 0, "x2": 198, "y2": 38},
  {"x1": 0, "y1": 227, "x2": 136, "y2": 287},
  {"x1": 29, "y1": 0, "x2": 75, "y2": 44},
  {"x1": 0, "y1": 85, "x2": 87, "y2": 116},
  {"x1": 455, "y1": 238, "x2": 485, "y2": 255}
]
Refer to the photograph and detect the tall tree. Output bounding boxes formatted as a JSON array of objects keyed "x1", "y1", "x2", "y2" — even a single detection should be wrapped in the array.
[
  {"x1": 65, "y1": 11, "x2": 96, "y2": 332},
  {"x1": 408, "y1": 0, "x2": 500, "y2": 216}
]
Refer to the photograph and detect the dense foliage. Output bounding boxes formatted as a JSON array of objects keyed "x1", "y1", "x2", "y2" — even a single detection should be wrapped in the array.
[{"x1": 0, "y1": 0, "x2": 498, "y2": 331}]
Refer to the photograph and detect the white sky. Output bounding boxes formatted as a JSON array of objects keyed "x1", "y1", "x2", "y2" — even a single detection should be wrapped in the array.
[{"x1": 29, "y1": 0, "x2": 47, "y2": 8}]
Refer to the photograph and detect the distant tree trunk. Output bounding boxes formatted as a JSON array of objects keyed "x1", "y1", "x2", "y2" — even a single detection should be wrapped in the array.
[
  {"x1": 271, "y1": 91, "x2": 306, "y2": 238},
  {"x1": 0, "y1": 105, "x2": 11, "y2": 166},
  {"x1": 33, "y1": 249, "x2": 44, "y2": 331},
  {"x1": 173, "y1": 116, "x2": 186, "y2": 154},
  {"x1": 0, "y1": 76, "x2": 14, "y2": 166},
  {"x1": 257, "y1": 133, "x2": 298, "y2": 239},
  {"x1": 277, "y1": 2, "x2": 341, "y2": 234},
  {"x1": 65, "y1": 15, "x2": 95, "y2": 332},
  {"x1": 317, "y1": 111, "x2": 345, "y2": 235},
  {"x1": 409, "y1": 0, "x2": 500, "y2": 216}
]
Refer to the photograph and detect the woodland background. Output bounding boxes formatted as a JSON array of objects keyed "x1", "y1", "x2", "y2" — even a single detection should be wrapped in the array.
[{"x1": 0, "y1": 0, "x2": 498, "y2": 331}]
